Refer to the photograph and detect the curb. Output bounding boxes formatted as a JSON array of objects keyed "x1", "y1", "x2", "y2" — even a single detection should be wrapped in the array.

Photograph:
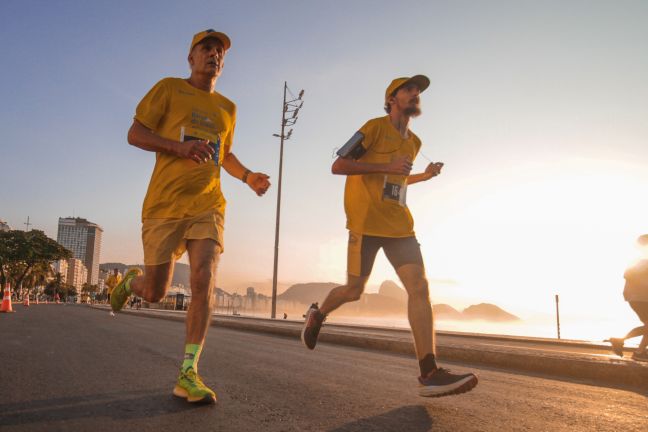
[{"x1": 94, "y1": 305, "x2": 648, "y2": 391}]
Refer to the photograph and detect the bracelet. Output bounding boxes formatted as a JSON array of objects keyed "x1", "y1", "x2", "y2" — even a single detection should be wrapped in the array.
[{"x1": 241, "y1": 169, "x2": 251, "y2": 184}]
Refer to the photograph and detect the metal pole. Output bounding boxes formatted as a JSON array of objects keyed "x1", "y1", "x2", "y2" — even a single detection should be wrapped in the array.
[
  {"x1": 271, "y1": 82, "x2": 287, "y2": 319},
  {"x1": 555, "y1": 294, "x2": 561, "y2": 339}
]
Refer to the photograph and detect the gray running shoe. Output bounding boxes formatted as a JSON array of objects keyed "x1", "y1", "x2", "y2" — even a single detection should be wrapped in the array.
[{"x1": 418, "y1": 368, "x2": 478, "y2": 397}]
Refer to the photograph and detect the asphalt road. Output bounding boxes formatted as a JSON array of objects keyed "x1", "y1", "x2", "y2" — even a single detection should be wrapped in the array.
[{"x1": 1, "y1": 305, "x2": 646, "y2": 432}]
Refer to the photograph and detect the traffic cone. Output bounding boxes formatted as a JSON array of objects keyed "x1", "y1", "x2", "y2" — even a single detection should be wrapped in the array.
[
  {"x1": 23, "y1": 295, "x2": 30, "y2": 307},
  {"x1": 1, "y1": 284, "x2": 15, "y2": 313},
  {"x1": 35, "y1": 296, "x2": 39, "y2": 305}
]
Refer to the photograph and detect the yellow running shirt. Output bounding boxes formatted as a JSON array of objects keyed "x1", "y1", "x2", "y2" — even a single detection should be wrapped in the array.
[
  {"x1": 134, "y1": 77, "x2": 236, "y2": 220},
  {"x1": 344, "y1": 116, "x2": 421, "y2": 237}
]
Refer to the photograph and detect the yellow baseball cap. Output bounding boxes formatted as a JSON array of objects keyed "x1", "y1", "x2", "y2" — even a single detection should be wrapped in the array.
[
  {"x1": 385, "y1": 75, "x2": 430, "y2": 101},
  {"x1": 190, "y1": 29, "x2": 231, "y2": 53}
]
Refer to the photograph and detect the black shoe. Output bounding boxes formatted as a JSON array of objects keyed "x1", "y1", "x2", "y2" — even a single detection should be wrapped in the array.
[
  {"x1": 418, "y1": 368, "x2": 478, "y2": 397},
  {"x1": 605, "y1": 338, "x2": 625, "y2": 357},
  {"x1": 632, "y1": 350, "x2": 648, "y2": 362},
  {"x1": 301, "y1": 303, "x2": 325, "y2": 350}
]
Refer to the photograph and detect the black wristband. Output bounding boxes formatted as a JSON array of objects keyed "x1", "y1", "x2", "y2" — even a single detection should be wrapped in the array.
[{"x1": 242, "y1": 169, "x2": 251, "y2": 184}]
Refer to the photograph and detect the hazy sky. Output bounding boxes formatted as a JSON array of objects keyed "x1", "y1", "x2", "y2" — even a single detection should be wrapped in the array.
[{"x1": 2, "y1": 0, "x2": 647, "y2": 326}]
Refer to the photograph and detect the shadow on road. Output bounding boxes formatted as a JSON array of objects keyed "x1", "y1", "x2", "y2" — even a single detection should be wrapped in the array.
[
  {"x1": 328, "y1": 405, "x2": 432, "y2": 432},
  {"x1": 0, "y1": 389, "x2": 208, "y2": 427}
]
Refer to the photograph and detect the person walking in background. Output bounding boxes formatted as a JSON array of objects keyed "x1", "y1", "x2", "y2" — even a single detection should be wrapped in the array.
[
  {"x1": 110, "y1": 29, "x2": 271, "y2": 404},
  {"x1": 301, "y1": 76, "x2": 478, "y2": 397},
  {"x1": 105, "y1": 268, "x2": 122, "y2": 304},
  {"x1": 607, "y1": 234, "x2": 648, "y2": 362}
]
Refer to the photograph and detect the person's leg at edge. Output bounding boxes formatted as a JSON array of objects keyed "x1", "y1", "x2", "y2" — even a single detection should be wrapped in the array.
[
  {"x1": 612, "y1": 302, "x2": 648, "y2": 356},
  {"x1": 183, "y1": 238, "x2": 220, "y2": 373},
  {"x1": 632, "y1": 302, "x2": 648, "y2": 353},
  {"x1": 619, "y1": 326, "x2": 648, "y2": 343}
]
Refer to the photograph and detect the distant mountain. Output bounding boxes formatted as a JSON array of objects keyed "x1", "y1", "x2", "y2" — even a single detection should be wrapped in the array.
[
  {"x1": 462, "y1": 303, "x2": 520, "y2": 322},
  {"x1": 378, "y1": 280, "x2": 407, "y2": 302},
  {"x1": 275, "y1": 281, "x2": 520, "y2": 322},
  {"x1": 277, "y1": 282, "x2": 338, "y2": 305},
  {"x1": 433, "y1": 304, "x2": 462, "y2": 319}
]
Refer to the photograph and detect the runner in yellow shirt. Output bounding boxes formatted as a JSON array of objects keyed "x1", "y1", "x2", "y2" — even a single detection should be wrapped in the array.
[
  {"x1": 104, "y1": 268, "x2": 121, "y2": 303},
  {"x1": 110, "y1": 29, "x2": 270, "y2": 404},
  {"x1": 302, "y1": 75, "x2": 478, "y2": 397}
]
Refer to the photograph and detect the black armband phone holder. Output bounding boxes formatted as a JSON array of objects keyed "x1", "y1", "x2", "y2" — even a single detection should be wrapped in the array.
[{"x1": 336, "y1": 131, "x2": 366, "y2": 159}]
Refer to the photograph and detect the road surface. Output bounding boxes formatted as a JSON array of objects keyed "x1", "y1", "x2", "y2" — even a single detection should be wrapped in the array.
[{"x1": 1, "y1": 305, "x2": 645, "y2": 431}]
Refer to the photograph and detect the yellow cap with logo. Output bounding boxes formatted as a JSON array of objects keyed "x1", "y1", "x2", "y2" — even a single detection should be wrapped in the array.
[{"x1": 190, "y1": 29, "x2": 231, "y2": 53}]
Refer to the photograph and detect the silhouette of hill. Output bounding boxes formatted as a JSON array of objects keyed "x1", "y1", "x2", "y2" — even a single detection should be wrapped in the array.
[
  {"x1": 378, "y1": 280, "x2": 407, "y2": 302},
  {"x1": 462, "y1": 303, "x2": 520, "y2": 322},
  {"x1": 277, "y1": 282, "x2": 338, "y2": 304},
  {"x1": 276, "y1": 281, "x2": 519, "y2": 322},
  {"x1": 97, "y1": 271, "x2": 520, "y2": 322},
  {"x1": 433, "y1": 304, "x2": 462, "y2": 319}
]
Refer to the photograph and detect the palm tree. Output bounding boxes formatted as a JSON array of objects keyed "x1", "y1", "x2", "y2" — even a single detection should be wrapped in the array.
[{"x1": 21, "y1": 261, "x2": 53, "y2": 299}]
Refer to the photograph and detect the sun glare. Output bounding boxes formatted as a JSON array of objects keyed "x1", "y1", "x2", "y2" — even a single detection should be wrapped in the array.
[{"x1": 413, "y1": 158, "x2": 648, "y2": 325}]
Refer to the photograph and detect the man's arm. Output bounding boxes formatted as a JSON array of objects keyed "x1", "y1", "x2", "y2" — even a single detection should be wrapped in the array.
[
  {"x1": 407, "y1": 162, "x2": 444, "y2": 185},
  {"x1": 331, "y1": 155, "x2": 412, "y2": 176},
  {"x1": 127, "y1": 120, "x2": 214, "y2": 164},
  {"x1": 221, "y1": 152, "x2": 271, "y2": 196}
]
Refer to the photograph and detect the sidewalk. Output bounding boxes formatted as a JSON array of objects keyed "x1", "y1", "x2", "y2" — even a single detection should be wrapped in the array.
[{"x1": 92, "y1": 305, "x2": 648, "y2": 391}]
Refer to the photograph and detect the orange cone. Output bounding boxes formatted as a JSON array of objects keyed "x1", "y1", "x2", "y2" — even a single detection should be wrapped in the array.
[
  {"x1": 23, "y1": 295, "x2": 30, "y2": 307},
  {"x1": 35, "y1": 296, "x2": 39, "y2": 305},
  {"x1": 1, "y1": 284, "x2": 15, "y2": 313}
]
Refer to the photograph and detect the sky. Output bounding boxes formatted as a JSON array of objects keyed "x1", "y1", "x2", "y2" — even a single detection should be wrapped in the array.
[{"x1": 1, "y1": 0, "x2": 648, "y2": 334}]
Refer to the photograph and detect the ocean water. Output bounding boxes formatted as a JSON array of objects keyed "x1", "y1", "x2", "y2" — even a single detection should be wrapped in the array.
[
  {"x1": 324, "y1": 315, "x2": 641, "y2": 346},
  {"x1": 233, "y1": 310, "x2": 642, "y2": 346}
]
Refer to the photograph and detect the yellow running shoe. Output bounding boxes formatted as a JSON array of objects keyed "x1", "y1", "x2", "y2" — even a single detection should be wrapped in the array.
[
  {"x1": 173, "y1": 368, "x2": 217, "y2": 404},
  {"x1": 110, "y1": 268, "x2": 142, "y2": 312}
]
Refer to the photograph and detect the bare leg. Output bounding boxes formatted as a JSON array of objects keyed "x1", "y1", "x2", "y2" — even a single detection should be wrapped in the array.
[
  {"x1": 185, "y1": 239, "x2": 220, "y2": 345},
  {"x1": 622, "y1": 325, "x2": 648, "y2": 341},
  {"x1": 396, "y1": 263, "x2": 434, "y2": 359},
  {"x1": 319, "y1": 274, "x2": 368, "y2": 315},
  {"x1": 639, "y1": 334, "x2": 648, "y2": 352},
  {"x1": 129, "y1": 261, "x2": 174, "y2": 303}
]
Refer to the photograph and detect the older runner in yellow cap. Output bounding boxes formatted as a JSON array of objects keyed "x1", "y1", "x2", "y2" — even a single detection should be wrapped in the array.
[{"x1": 111, "y1": 28, "x2": 270, "y2": 404}]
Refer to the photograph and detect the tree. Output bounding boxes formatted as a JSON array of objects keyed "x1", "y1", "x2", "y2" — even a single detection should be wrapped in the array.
[
  {"x1": 0, "y1": 230, "x2": 72, "y2": 296},
  {"x1": 44, "y1": 272, "x2": 64, "y2": 298},
  {"x1": 81, "y1": 283, "x2": 99, "y2": 301}
]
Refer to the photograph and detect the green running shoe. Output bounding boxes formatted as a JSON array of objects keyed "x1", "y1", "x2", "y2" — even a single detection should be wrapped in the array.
[
  {"x1": 173, "y1": 368, "x2": 217, "y2": 404},
  {"x1": 110, "y1": 268, "x2": 142, "y2": 312}
]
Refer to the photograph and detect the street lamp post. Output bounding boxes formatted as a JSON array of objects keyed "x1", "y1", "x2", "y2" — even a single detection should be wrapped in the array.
[{"x1": 271, "y1": 81, "x2": 304, "y2": 319}]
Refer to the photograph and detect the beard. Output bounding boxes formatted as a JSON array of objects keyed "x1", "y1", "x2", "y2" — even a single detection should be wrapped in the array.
[{"x1": 404, "y1": 106, "x2": 422, "y2": 117}]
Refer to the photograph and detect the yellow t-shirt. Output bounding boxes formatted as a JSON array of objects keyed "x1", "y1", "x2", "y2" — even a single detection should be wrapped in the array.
[
  {"x1": 344, "y1": 116, "x2": 421, "y2": 237},
  {"x1": 134, "y1": 77, "x2": 236, "y2": 220},
  {"x1": 105, "y1": 274, "x2": 122, "y2": 294}
]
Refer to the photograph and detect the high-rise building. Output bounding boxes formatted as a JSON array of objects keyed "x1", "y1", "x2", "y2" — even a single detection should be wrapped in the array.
[
  {"x1": 54, "y1": 260, "x2": 69, "y2": 283},
  {"x1": 66, "y1": 258, "x2": 88, "y2": 291},
  {"x1": 57, "y1": 217, "x2": 103, "y2": 285}
]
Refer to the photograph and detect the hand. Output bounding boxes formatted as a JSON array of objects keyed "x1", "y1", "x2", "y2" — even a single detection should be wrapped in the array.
[
  {"x1": 176, "y1": 139, "x2": 214, "y2": 164},
  {"x1": 424, "y1": 162, "x2": 444, "y2": 179},
  {"x1": 246, "y1": 172, "x2": 271, "y2": 196},
  {"x1": 388, "y1": 156, "x2": 413, "y2": 176}
]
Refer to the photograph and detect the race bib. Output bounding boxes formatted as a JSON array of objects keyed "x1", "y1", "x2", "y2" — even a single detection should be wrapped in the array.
[
  {"x1": 382, "y1": 175, "x2": 407, "y2": 206},
  {"x1": 180, "y1": 126, "x2": 222, "y2": 166}
]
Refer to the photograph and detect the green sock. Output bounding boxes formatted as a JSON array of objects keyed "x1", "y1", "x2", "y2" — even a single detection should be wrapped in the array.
[{"x1": 181, "y1": 344, "x2": 202, "y2": 372}]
